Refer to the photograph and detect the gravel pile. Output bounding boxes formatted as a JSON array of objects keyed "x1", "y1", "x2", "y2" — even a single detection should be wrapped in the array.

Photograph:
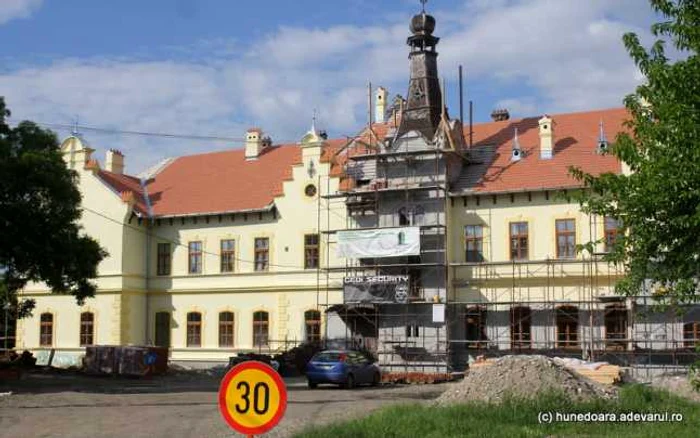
[{"x1": 436, "y1": 355, "x2": 618, "y2": 405}]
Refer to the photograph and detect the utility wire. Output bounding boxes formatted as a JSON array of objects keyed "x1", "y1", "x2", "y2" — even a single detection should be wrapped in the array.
[{"x1": 5, "y1": 117, "x2": 307, "y2": 145}]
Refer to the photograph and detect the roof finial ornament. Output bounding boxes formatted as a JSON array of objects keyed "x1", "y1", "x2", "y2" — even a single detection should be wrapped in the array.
[
  {"x1": 512, "y1": 127, "x2": 522, "y2": 161},
  {"x1": 71, "y1": 115, "x2": 80, "y2": 136},
  {"x1": 420, "y1": 0, "x2": 428, "y2": 13},
  {"x1": 597, "y1": 119, "x2": 609, "y2": 153},
  {"x1": 311, "y1": 108, "x2": 318, "y2": 134}
]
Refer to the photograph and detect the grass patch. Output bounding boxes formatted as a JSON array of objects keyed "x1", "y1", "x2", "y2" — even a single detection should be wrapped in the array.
[{"x1": 295, "y1": 385, "x2": 700, "y2": 438}]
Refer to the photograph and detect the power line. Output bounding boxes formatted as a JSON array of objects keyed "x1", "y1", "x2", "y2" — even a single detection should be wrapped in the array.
[{"x1": 5, "y1": 117, "x2": 307, "y2": 145}]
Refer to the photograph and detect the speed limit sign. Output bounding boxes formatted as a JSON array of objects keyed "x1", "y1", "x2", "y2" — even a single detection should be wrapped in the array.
[{"x1": 218, "y1": 361, "x2": 287, "y2": 436}]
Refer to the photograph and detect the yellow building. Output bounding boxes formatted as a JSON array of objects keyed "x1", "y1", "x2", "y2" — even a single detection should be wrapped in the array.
[{"x1": 16, "y1": 7, "x2": 699, "y2": 373}]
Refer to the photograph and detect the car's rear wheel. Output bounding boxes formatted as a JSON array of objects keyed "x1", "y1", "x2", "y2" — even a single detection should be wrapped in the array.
[
  {"x1": 371, "y1": 372, "x2": 381, "y2": 387},
  {"x1": 344, "y1": 374, "x2": 355, "y2": 389},
  {"x1": 308, "y1": 380, "x2": 318, "y2": 389}
]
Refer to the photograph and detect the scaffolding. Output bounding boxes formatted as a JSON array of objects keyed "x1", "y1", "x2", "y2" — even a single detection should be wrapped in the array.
[
  {"x1": 315, "y1": 110, "x2": 462, "y2": 379},
  {"x1": 446, "y1": 213, "x2": 700, "y2": 381},
  {"x1": 317, "y1": 144, "x2": 700, "y2": 381}
]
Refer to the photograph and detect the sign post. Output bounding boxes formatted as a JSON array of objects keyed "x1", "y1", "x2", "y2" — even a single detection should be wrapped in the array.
[{"x1": 218, "y1": 361, "x2": 287, "y2": 437}]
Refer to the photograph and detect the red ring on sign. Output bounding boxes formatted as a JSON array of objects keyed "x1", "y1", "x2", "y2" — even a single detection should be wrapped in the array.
[{"x1": 218, "y1": 361, "x2": 288, "y2": 436}]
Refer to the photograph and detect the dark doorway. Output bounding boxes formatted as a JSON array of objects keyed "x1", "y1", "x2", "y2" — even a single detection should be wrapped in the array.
[{"x1": 155, "y1": 312, "x2": 171, "y2": 348}]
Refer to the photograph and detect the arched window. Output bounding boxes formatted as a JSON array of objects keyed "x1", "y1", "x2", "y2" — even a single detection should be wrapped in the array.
[
  {"x1": 186, "y1": 312, "x2": 202, "y2": 347},
  {"x1": 253, "y1": 311, "x2": 269, "y2": 348},
  {"x1": 510, "y1": 306, "x2": 531, "y2": 350},
  {"x1": 604, "y1": 304, "x2": 628, "y2": 351},
  {"x1": 40, "y1": 313, "x2": 53, "y2": 347},
  {"x1": 465, "y1": 306, "x2": 487, "y2": 349},
  {"x1": 398, "y1": 207, "x2": 410, "y2": 226},
  {"x1": 305, "y1": 310, "x2": 321, "y2": 343},
  {"x1": 219, "y1": 311, "x2": 235, "y2": 347},
  {"x1": 80, "y1": 312, "x2": 95, "y2": 346},
  {"x1": 556, "y1": 306, "x2": 579, "y2": 349}
]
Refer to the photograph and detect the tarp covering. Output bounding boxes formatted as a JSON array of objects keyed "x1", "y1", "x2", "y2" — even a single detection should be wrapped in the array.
[
  {"x1": 343, "y1": 275, "x2": 410, "y2": 304},
  {"x1": 337, "y1": 227, "x2": 420, "y2": 258}
]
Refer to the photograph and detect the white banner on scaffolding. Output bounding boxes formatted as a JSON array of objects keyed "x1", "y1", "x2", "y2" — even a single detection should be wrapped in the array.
[{"x1": 336, "y1": 227, "x2": 420, "y2": 258}]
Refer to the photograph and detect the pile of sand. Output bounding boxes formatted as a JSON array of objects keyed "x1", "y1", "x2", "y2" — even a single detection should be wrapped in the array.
[{"x1": 436, "y1": 355, "x2": 618, "y2": 405}]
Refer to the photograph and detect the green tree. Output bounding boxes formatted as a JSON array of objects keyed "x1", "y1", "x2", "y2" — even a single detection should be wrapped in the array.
[
  {"x1": 0, "y1": 97, "x2": 107, "y2": 321},
  {"x1": 571, "y1": 0, "x2": 699, "y2": 304}
]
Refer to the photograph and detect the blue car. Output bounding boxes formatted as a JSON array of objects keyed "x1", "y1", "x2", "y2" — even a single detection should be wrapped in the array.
[{"x1": 305, "y1": 350, "x2": 381, "y2": 389}]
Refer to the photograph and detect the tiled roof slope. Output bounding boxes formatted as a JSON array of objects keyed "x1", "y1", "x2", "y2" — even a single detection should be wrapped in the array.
[
  {"x1": 94, "y1": 108, "x2": 627, "y2": 217},
  {"x1": 145, "y1": 145, "x2": 302, "y2": 216},
  {"x1": 97, "y1": 170, "x2": 149, "y2": 215},
  {"x1": 456, "y1": 107, "x2": 628, "y2": 194}
]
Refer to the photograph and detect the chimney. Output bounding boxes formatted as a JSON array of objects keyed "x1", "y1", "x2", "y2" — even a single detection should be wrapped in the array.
[
  {"x1": 375, "y1": 87, "x2": 388, "y2": 123},
  {"x1": 490, "y1": 109, "x2": 510, "y2": 122},
  {"x1": 538, "y1": 114, "x2": 554, "y2": 159},
  {"x1": 105, "y1": 149, "x2": 125, "y2": 174},
  {"x1": 245, "y1": 128, "x2": 264, "y2": 160}
]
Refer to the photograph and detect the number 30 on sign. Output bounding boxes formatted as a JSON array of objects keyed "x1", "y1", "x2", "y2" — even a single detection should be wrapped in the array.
[{"x1": 218, "y1": 361, "x2": 287, "y2": 436}]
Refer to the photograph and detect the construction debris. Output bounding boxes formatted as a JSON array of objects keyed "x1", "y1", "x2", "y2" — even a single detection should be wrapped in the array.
[
  {"x1": 469, "y1": 355, "x2": 623, "y2": 386},
  {"x1": 436, "y1": 355, "x2": 618, "y2": 405},
  {"x1": 552, "y1": 357, "x2": 622, "y2": 385}
]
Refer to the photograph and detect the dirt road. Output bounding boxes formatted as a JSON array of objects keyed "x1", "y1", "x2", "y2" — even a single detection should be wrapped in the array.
[{"x1": 0, "y1": 371, "x2": 447, "y2": 437}]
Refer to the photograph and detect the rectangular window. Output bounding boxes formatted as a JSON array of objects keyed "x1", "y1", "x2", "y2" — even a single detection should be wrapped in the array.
[
  {"x1": 219, "y1": 312, "x2": 235, "y2": 347},
  {"x1": 254, "y1": 238, "x2": 269, "y2": 272},
  {"x1": 253, "y1": 311, "x2": 269, "y2": 347},
  {"x1": 464, "y1": 225, "x2": 484, "y2": 262},
  {"x1": 556, "y1": 219, "x2": 576, "y2": 258},
  {"x1": 157, "y1": 243, "x2": 171, "y2": 276},
  {"x1": 604, "y1": 217, "x2": 621, "y2": 253},
  {"x1": 188, "y1": 241, "x2": 203, "y2": 274},
  {"x1": 509, "y1": 222, "x2": 529, "y2": 260},
  {"x1": 220, "y1": 239, "x2": 235, "y2": 273},
  {"x1": 186, "y1": 312, "x2": 202, "y2": 347},
  {"x1": 40, "y1": 313, "x2": 53, "y2": 347},
  {"x1": 79, "y1": 312, "x2": 94, "y2": 346},
  {"x1": 405, "y1": 324, "x2": 420, "y2": 338},
  {"x1": 304, "y1": 234, "x2": 320, "y2": 269}
]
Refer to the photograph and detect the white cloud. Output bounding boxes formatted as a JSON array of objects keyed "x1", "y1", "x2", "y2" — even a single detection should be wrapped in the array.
[
  {"x1": 0, "y1": 0, "x2": 657, "y2": 173},
  {"x1": 0, "y1": 0, "x2": 42, "y2": 25}
]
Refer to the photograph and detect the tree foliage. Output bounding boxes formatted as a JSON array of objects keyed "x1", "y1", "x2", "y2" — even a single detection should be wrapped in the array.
[
  {"x1": 0, "y1": 97, "x2": 106, "y2": 316},
  {"x1": 571, "y1": 0, "x2": 700, "y2": 304}
]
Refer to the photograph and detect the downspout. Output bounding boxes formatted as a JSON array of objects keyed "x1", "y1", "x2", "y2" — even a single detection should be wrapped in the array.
[{"x1": 140, "y1": 178, "x2": 154, "y2": 345}]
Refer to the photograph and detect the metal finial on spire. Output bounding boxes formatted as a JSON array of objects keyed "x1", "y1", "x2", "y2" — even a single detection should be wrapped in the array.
[
  {"x1": 598, "y1": 119, "x2": 607, "y2": 143},
  {"x1": 71, "y1": 115, "x2": 80, "y2": 136},
  {"x1": 597, "y1": 119, "x2": 609, "y2": 153},
  {"x1": 311, "y1": 108, "x2": 318, "y2": 134},
  {"x1": 420, "y1": 0, "x2": 428, "y2": 13},
  {"x1": 512, "y1": 127, "x2": 522, "y2": 161}
]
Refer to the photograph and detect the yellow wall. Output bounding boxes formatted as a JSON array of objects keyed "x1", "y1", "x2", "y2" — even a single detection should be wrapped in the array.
[
  {"x1": 448, "y1": 191, "x2": 622, "y2": 304},
  {"x1": 18, "y1": 136, "x2": 347, "y2": 362}
]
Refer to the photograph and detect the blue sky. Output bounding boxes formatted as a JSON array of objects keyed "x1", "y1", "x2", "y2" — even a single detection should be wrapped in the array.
[{"x1": 1, "y1": 0, "x2": 657, "y2": 174}]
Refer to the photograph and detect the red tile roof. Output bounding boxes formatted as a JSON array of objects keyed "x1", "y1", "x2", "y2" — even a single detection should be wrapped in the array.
[
  {"x1": 145, "y1": 145, "x2": 302, "y2": 217},
  {"x1": 462, "y1": 107, "x2": 628, "y2": 193},
  {"x1": 97, "y1": 170, "x2": 149, "y2": 215},
  {"x1": 93, "y1": 108, "x2": 628, "y2": 217}
]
